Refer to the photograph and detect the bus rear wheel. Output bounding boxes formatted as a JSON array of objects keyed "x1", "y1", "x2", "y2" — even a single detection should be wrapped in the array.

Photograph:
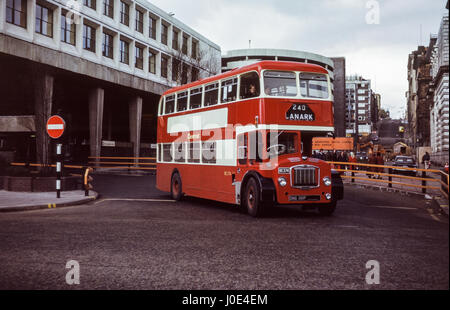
[
  {"x1": 171, "y1": 172, "x2": 183, "y2": 201},
  {"x1": 244, "y1": 178, "x2": 265, "y2": 217}
]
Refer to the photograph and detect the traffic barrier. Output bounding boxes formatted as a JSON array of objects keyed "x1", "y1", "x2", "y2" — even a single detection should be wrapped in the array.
[
  {"x1": 88, "y1": 156, "x2": 156, "y2": 171},
  {"x1": 328, "y1": 161, "x2": 449, "y2": 199},
  {"x1": 9, "y1": 162, "x2": 89, "y2": 193}
]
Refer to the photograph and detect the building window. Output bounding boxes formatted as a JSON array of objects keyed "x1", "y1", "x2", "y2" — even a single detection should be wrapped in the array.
[
  {"x1": 103, "y1": 0, "x2": 113, "y2": 18},
  {"x1": 191, "y1": 67, "x2": 199, "y2": 82},
  {"x1": 83, "y1": 24, "x2": 96, "y2": 52},
  {"x1": 119, "y1": 40, "x2": 129, "y2": 64},
  {"x1": 102, "y1": 32, "x2": 113, "y2": 59},
  {"x1": 135, "y1": 9, "x2": 143, "y2": 33},
  {"x1": 6, "y1": 0, "x2": 27, "y2": 28},
  {"x1": 192, "y1": 40, "x2": 198, "y2": 60},
  {"x1": 61, "y1": 12, "x2": 76, "y2": 45},
  {"x1": 135, "y1": 46, "x2": 143, "y2": 69},
  {"x1": 172, "y1": 30, "x2": 179, "y2": 50},
  {"x1": 172, "y1": 58, "x2": 181, "y2": 82},
  {"x1": 161, "y1": 23, "x2": 168, "y2": 45},
  {"x1": 83, "y1": 0, "x2": 96, "y2": 10},
  {"x1": 119, "y1": 1, "x2": 129, "y2": 25},
  {"x1": 182, "y1": 63, "x2": 189, "y2": 85},
  {"x1": 149, "y1": 17, "x2": 156, "y2": 40},
  {"x1": 149, "y1": 51, "x2": 156, "y2": 74},
  {"x1": 161, "y1": 55, "x2": 168, "y2": 78},
  {"x1": 35, "y1": 4, "x2": 53, "y2": 37},
  {"x1": 182, "y1": 35, "x2": 188, "y2": 55}
]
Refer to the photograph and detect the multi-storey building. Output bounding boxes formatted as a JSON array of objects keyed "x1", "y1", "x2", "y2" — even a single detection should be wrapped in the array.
[
  {"x1": 430, "y1": 14, "x2": 449, "y2": 165},
  {"x1": 406, "y1": 42, "x2": 435, "y2": 152},
  {"x1": 0, "y1": 0, "x2": 221, "y2": 163},
  {"x1": 345, "y1": 76, "x2": 375, "y2": 142}
]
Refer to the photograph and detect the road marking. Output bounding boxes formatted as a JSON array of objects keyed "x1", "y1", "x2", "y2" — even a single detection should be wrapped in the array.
[
  {"x1": 94, "y1": 198, "x2": 176, "y2": 205},
  {"x1": 427, "y1": 209, "x2": 441, "y2": 222},
  {"x1": 366, "y1": 206, "x2": 418, "y2": 210}
]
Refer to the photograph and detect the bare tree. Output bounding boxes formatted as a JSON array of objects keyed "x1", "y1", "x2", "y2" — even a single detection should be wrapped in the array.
[{"x1": 168, "y1": 44, "x2": 221, "y2": 85}]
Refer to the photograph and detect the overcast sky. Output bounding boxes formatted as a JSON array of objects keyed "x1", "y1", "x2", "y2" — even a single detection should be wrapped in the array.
[{"x1": 147, "y1": 0, "x2": 448, "y2": 119}]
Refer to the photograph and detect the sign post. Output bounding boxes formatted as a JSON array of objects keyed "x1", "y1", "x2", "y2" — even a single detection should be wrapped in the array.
[{"x1": 47, "y1": 116, "x2": 65, "y2": 198}]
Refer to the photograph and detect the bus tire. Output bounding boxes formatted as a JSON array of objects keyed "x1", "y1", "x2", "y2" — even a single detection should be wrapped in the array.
[
  {"x1": 318, "y1": 200, "x2": 337, "y2": 216},
  {"x1": 244, "y1": 178, "x2": 264, "y2": 217},
  {"x1": 171, "y1": 172, "x2": 183, "y2": 201}
]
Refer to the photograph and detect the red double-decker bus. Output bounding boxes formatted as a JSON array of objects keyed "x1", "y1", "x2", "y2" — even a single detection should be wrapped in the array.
[{"x1": 156, "y1": 61, "x2": 343, "y2": 217}]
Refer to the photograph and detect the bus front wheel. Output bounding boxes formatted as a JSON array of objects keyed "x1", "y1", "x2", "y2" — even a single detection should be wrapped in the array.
[
  {"x1": 171, "y1": 172, "x2": 183, "y2": 201},
  {"x1": 244, "y1": 178, "x2": 265, "y2": 217}
]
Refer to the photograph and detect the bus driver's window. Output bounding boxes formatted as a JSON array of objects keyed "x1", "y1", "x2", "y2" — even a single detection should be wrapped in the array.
[{"x1": 240, "y1": 72, "x2": 260, "y2": 99}]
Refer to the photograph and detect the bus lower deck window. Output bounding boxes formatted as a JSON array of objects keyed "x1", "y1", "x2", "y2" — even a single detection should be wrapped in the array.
[
  {"x1": 202, "y1": 141, "x2": 216, "y2": 164},
  {"x1": 188, "y1": 142, "x2": 201, "y2": 163},
  {"x1": 174, "y1": 143, "x2": 186, "y2": 162},
  {"x1": 163, "y1": 144, "x2": 173, "y2": 162}
]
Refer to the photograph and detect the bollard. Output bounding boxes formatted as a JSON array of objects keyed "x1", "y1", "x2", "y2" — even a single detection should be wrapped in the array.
[
  {"x1": 422, "y1": 171, "x2": 427, "y2": 194},
  {"x1": 351, "y1": 171, "x2": 355, "y2": 183},
  {"x1": 388, "y1": 168, "x2": 392, "y2": 188},
  {"x1": 56, "y1": 144, "x2": 62, "y2": 199}
]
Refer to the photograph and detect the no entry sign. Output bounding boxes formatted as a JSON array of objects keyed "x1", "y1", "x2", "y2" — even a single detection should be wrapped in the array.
[{"x1": 46, "y1": 115, "x2": 65, "y2": 139}]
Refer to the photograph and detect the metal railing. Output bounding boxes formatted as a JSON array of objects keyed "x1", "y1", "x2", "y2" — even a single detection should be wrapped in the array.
[
  {"x1": 88, "y1": 156, "x2": 156, "y2": 171},
  {"x1": 328, "y1": 161, "x2": 449, "y2": 199}
]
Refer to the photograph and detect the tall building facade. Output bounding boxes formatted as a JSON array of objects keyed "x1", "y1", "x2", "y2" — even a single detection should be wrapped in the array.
[
  {"x1": 430, "y1": 14, "x2": 449, "y2": 165},
  {"x1": 345, "y1": 76, "x2": 378, "y2": 143},
  {"x1": 406, "y1": 43, "x2": 435, "y2": 151},
  {"x1": 0, "y1": 0, "x2": 221, "y2": 164},
  {"x1": 221, "y1": 49, "x2": 346, "y2": 137}
]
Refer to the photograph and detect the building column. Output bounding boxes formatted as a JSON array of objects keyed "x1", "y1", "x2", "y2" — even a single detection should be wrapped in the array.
[
  {"x1": 34, "y1": 70, "x2": 54, "y2": 167},
  {"x1": 129, "y1": 96, "x2": 143, "y2": 161},
  {"x1": 89, "y1": 88, "x2": 104, "y2": 164}
]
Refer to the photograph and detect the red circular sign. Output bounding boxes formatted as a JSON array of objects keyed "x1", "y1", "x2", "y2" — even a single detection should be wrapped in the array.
[{"x1": 46, "y1": 115, "x2": 65, "y2": 139}]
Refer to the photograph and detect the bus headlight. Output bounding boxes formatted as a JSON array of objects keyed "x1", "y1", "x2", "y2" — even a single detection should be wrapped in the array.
[
  {"x1": 323, "y1": 177, "x2": 332, "y2": 186},
  {"x1": 278, "y1": 177, "x2": 287, "y2": 187},
  {"x1": 325, "y1": 193, "x2": 332, "y2": 200}
]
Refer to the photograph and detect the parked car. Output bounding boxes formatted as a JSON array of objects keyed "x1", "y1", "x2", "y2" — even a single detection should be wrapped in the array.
[{"x1": 391, "y1": 156, "x2": 418, "y2": 176}]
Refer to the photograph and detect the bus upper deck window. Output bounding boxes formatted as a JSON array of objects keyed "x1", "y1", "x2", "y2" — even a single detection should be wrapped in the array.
[
  {"x1": 263, "y1": 71, "x2": 297, "y2": 97},
  {"x1": 177, "y1": 91, "x2": 188, "y2": 112},
  {"x1": 165, "y1": 95, "x2": 175, "y2": 114},
  {"x1": 240, "y1": 72, "x2": 260, "y2": 99},
  {"x1": 221, "y1": 78, "x2": 238, "y2": 103},
  {"x1": 189, "y1": 87, "x2": 202, "y2": 109},
  {"x1": 299, "y1": 73, "x2": 329, "y2": 99},
  {"x1": 204, "y1": 83, "x2": 219, "y2": 106}
]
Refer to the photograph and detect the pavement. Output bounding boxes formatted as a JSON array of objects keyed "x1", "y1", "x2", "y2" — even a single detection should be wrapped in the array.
[{"x1": 0, "y1": 190, "x2": 98, "y2": 212}]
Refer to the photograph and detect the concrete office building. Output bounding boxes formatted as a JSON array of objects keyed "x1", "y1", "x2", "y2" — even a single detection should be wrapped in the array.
[
  {"x1": 221, "y1": 49, "x2": 346, "y2": 137},
  {"x1": 429, "y1": 14, "x2": 449, "y2": 165},
  {"x1": 0, "y1": 0, "x2": 221, "y2": 164}
]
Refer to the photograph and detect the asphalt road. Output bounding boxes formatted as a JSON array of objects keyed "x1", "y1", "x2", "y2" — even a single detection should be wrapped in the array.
[{"x1": 0, "y1": 174, "x2": 448, "y2": 290}]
